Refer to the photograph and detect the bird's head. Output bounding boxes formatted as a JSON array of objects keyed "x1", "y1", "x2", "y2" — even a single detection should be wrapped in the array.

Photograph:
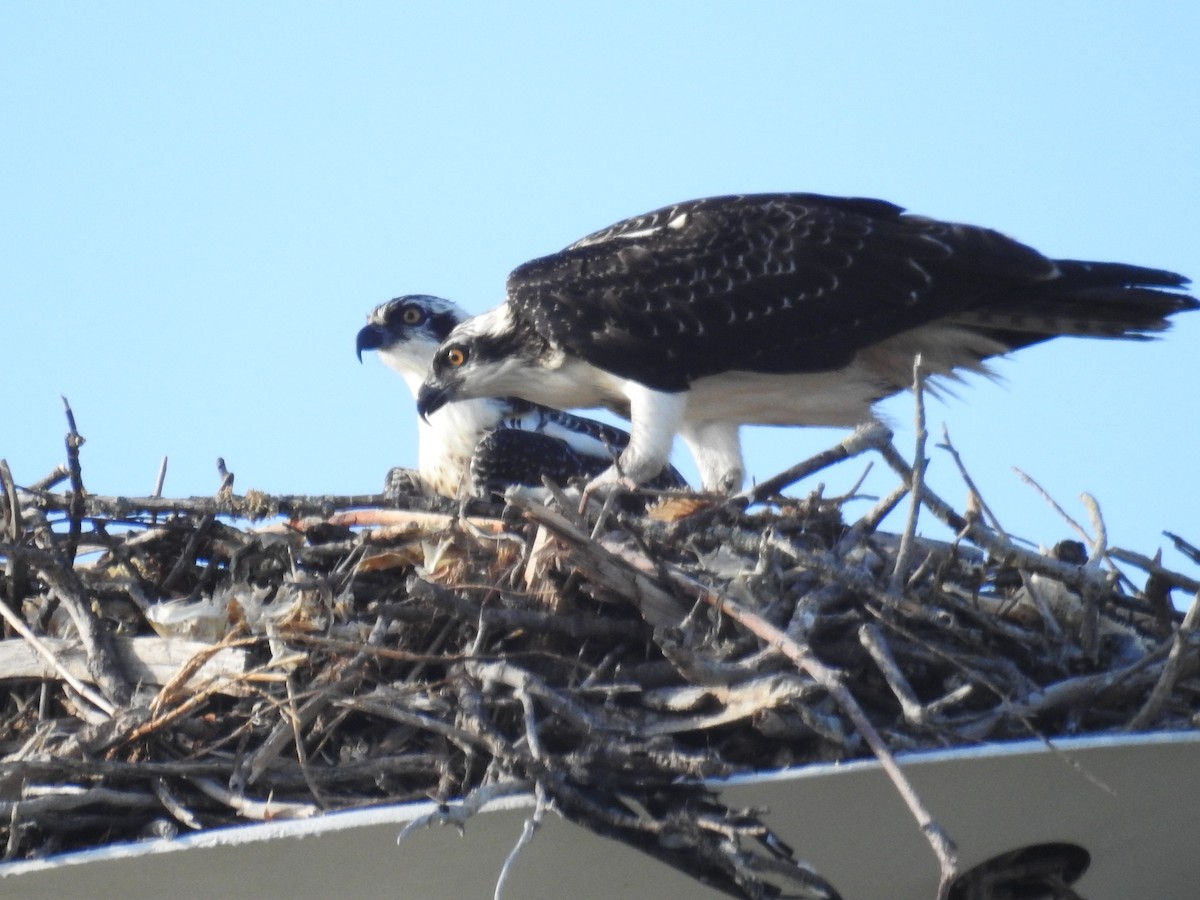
[
  {"x1": 356, "y1": 295, "x2": 466, "y2": 381},
  {"x1": 416, "y1": 304, "x2": 535, "y2": 421}
]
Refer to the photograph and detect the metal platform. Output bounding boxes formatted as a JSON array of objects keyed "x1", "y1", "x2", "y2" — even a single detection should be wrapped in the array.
[{"x1": 2, "y1": 731, "x2": 1196, "y2": 899}]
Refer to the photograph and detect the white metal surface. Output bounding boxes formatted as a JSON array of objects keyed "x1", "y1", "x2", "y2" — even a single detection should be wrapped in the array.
[{"x1": 2, "y1": 731, "x2": 1196, "y2": 899}]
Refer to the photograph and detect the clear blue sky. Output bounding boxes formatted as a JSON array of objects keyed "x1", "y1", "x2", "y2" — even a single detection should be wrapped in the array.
[{"x1": 3, "y1": 3, "x2": 1197, "y2": 573}]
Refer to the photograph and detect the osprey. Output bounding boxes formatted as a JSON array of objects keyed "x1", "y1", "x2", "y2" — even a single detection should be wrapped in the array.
[
  {"x1": 356, "y1": 295, "x2": 685, "y2": 498},
  {"x1": 417, "y1": 193, "x2": 1197, "y2": 491}
]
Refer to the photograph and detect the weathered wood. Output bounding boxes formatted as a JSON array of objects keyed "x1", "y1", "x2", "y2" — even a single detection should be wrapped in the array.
[{"x1": 0, "y1": 636, "x2": 251, "y2": 694}]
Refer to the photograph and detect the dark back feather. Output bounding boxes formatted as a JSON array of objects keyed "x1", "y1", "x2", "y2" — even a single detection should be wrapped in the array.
[{"x1": 507, "y1": 194, "x2": 1195, "y2": 390}]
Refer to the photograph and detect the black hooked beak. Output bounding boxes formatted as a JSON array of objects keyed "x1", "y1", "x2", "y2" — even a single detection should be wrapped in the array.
[
  {"x1": 416, "y1": 380, "x2": 455, "y2": 422},
  {"x1": 355, "y1": 324, "x2": 386, "y2": 362}
]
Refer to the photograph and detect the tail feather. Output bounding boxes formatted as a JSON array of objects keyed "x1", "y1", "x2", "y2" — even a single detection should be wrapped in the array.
[{"x1": 952, "y1": 259, "x2": 1196, "y2": 350}]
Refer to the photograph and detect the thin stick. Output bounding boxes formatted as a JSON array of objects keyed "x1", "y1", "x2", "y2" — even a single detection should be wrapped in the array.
[
  {"x1": 60, "y1": 396, "x2": 86, "y2": 563},
  {"x1": 1107, "y1": 546, "x2": 1199, "y2": 595},
  {"x1": 1012, "y1": 467, "x2": 1091, "y2": 546},
  {"x1": 859, "y1": 624, "x2": 925, "y2": 725},
  {"x1": 668, "y1": 568, "x2": 959, "y2": 894},
  {"x1": 1127, "y1": 591, "x2": 1200, "y2": 730},
  {"x1": 153, "y1": 457, "x2": 168, "y2": 498},
  {"x1": 1164, "y1": 531, "x2": 1200, "y2": 565},
  {"x1": 29, "y1": 465, "x2": 70, "y2": 492},
  {"x1": 877, "y1": 442, "x2": 1113, "y2": 598},
  {"x1": 151, "y1": 456, "x2": 168, "y2": 525},
  {"x1": 216, "y1": 458, "x2": 234, "y2": 494},
  {"x1": 836, "y1": 481, "x2": 910, "y2": 555},
  {"x1": 890, "y1": 355, "x2": 927, "y2": 596},
  {"x1": 939, "y1": 424, "x2": 1004, "y2": 533},
  {"x1": 735, "y1": 422, "x2": 893, "y2": 506},
  {"x1": 1079, "y1": 493, "x2": 1108, "y2": 565},
  {"x1": 6, "y1": 543, "x2": 130, "y2": 706},
  {"x1": 189, "y1": 777, "x2": 318, "y2": 820},
  {"x1": 0, "y1": 593, "x2": 116, "y2": 716},
  {"x1": 493, "y1": 772, "x2": 548, "y2": 900}
]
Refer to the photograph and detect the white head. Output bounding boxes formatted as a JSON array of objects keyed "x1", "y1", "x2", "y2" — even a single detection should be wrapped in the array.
[
  {"x1": 356, "y1": 295, "x2": 468, "y2": 394},
  {"x1": 416, "y1": 303, "x2": 554, "y2": 417}
]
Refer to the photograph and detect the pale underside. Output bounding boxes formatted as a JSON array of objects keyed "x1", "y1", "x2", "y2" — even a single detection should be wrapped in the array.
[{"x1": 485, "y1": 323, "x2": 1010, "y2": 491}]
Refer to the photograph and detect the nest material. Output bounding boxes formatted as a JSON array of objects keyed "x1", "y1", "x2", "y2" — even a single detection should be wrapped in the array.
[{"x1": 1, "y1": 417, "x2": 1198, "y2": 899}]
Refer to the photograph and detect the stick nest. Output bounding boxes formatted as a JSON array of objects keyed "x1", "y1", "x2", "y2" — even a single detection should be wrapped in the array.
[{"x1": 1, "y1": 422, "x2": 1197, "y2": 899}]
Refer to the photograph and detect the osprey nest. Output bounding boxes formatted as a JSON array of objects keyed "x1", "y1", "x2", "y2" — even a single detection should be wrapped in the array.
[{"x1": 1, "y1": 407, "x2": 1198, "y2": 900}]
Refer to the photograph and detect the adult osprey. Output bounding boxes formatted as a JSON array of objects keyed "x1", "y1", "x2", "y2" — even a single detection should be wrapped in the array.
[
  {"x1": 356, "y1": 295, "x2": 685, "y2": 498},
  {"x1": 417, "y1": 193, "x2": 1196, "y2": 491}
]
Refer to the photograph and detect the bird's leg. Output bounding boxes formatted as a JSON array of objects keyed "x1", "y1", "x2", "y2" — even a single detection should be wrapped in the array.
[
  {"x1": 583, "y1": 385, "x2": 686, "y2": 495},
  {"x1": 679, "y1": 420, "x2": 744, "y2": 492}
]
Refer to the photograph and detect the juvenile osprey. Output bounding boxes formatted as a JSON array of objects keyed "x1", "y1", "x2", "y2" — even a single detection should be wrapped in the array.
[
  {"x1": 356, "y1": 295, "x2": 685, "y2": 498},
  {"x1": 417, "y1": 193, "x2": 1197, "y2": 491}
]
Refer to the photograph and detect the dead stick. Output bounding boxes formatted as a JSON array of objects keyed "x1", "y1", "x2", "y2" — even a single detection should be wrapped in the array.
[
  {"x1": 667, "y1": 568, "x2": 959, "y2": 894},
  {"x1": 1107, "y1": 547, "x2": 1199, "y2": 596},
  {"x1": 29, "y1": 465, "x2": 70, "y2": 492},
  {"x1": 1165, "y1": 531, "x2": 1200, "y2": 565},
  {"x1": 734, "y1": 422, "x2": 893, "y2": 506},
  {"x1": 215, "y1": 457, "x2": 234, "y2": 494},
  {"x1": 0, "y1": 459, "x2": 28, "y2": 608},
  {"x1": 890, "y1": 355, "x2": 927, "y2": 596},
  {"x1": 25, "y1": 489, "x2": 447, "y2": 522},
  {"x1": 1127, "y1": 590, "x2": 1200, "y2": 730},
  {"x1": 0, "y1": 589, "x2": 116, "y2": 715},
  {"x1": 6, "y1": 544, "x2": 130, "y2": 706},
  {"x1": 878, "y1": 441, "x2": 1114, "y2": 598},
  {"x1": 60, "y1": 397, "x2": 86, "y2": 563},
  {"x1": 859, "y1": 623, "x2": 925, "y2": 725},
  {"x1": 151, "y1": 456, "x2": 168, "y2": 525},
  {"x1": 836, "y1": 481, "x2": 910, "y2": 555},
  {"x1": 938, "y1": 430, "x2": 1065, "y2": 638}
]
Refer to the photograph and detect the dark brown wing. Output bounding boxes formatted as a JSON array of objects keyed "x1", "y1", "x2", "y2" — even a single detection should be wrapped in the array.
[{"x1": 505, "y1": 193, "x2": 1191, "y2": 391}]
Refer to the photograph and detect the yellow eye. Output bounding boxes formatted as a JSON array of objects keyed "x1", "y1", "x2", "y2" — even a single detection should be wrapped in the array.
[
  {"x1": 445, "y1": 346, "x2": 468, "y2": 367},
  {"x1": 402, "y1": 307, "x2": 423, "y2": 325}
]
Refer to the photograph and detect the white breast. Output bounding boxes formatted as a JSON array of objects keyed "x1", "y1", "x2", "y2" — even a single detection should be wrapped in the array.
[{"x1": 417, "y1": 399, "x2": 505, "y2": 497}]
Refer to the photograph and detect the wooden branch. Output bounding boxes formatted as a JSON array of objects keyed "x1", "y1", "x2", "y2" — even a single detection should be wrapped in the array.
[
  {"x1": 877, "y1": 440, "x2": 1117, "y2": 598},
  {"x1": 60, "y1": 396, "x2": 86, "y2": 563},
  {"x1": 734, "y1": 421, "x2": 893, "y2": 506},
  {"x1": 663, "y1": 565, "x2": 960, "y2": 894},
  {"x1": 510, "y1": 495, "x2": 690, "y2": 629},
  {"x1": 21, "y1": 487, "x2": 469, "y2": 522},
  {"x1": 189, "y1": 777, "x2": 319, "y2": 821},
  {"x1": 1127, "y1": 591, "x2": 1200, "y2": 730},
  {"x1": 1107, "y1": 546, "x2": 1200, "y2": 596},
  {"x1": 890, "y1": 355, "x2": 929, "y2": 596},
  {"x1": 408, "y1": 575, "x2": 645, "y2": 639},
  {"x1": 859, "y1": 623, "x2": 926, "y2": 725},
  {"x1": 0, "y1": 609, "x2": 116, "y2": 715},
  {"x1": 635, "y1": 673, "x2": 823, "y2": 736},
  {"x1": 5, "y1": 543, "x2": 132, "y2": 707},
  {"x1": 0, "y1": 785, "x2": 159, "y2": 820}
]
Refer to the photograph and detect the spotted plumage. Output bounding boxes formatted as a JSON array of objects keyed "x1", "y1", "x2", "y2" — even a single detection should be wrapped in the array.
[
  {"x1": 356, "y1": 295, "x2": 686, "y2": 498},
  {"x1": 417, "y1": 193, "x2": 1197, "y2": 491}
]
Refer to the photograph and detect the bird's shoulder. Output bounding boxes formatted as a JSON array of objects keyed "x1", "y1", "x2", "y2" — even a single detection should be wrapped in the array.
[{"x1": 563, "y1": 193, "x2": 906, "y2": 250}]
